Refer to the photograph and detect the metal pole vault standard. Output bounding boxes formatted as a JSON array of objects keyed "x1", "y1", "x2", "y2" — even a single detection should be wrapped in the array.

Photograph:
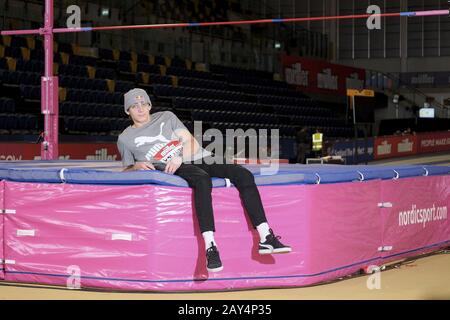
[
  {"x1": 41, "y1": 0, "x2": 58, "y2": 160},
  {"x1": 1, "y1": 0, "x2": 58, "y2": 160},
  {"x1": 1, "y1": 7, "x2": 449, "y2": 159}
]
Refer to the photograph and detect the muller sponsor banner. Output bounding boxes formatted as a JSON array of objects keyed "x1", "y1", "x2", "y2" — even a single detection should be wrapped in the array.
[
  {"x1": 374, "y1": 131, "x2": 450, "y2": 160},
  {"x1": 282, "y1": 55, "x2": 365, "y2": 95},
  {"x1": 0, "y1": 143, "x2": 120, "y2": 161},
  {"x1": 374, "y1": 135, "x2": 417, "y2": 160},
  {"x1": 399, "y1": 71, "x2": 450, "y2": 87}
]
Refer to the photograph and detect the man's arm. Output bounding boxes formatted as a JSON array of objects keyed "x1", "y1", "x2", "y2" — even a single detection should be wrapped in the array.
[
  {"x1": 122, "y1": 162, "x2": 156, "y2": 171},
  {"x1": 175, "y1": 128, "x2": 200, "y2": 161},
  {"x1": 163, "y1": 129, "x2": 200, "y2": 174},
  {"x1": 123, "y1": 165, "x2": 134, "y2": 172},
  {"x1": 117, "y1": 138, "x2": 155, "y2": 171}
]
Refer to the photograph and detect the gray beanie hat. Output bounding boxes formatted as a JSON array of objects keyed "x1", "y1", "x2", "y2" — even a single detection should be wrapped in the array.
[{"x1": 124, "y1": 88, "x2": 152, "y2": 114}]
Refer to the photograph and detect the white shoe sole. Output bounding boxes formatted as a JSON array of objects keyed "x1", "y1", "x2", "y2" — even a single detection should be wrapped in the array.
[
  {"x1": 259, "y1": 246, "x2": 292, "y2": 255},
  {"x1": 207, "y1": 266, "x2": 223, "y2": 272}
]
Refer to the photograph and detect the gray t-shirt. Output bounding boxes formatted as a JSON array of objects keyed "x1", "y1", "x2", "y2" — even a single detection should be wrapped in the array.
[{"x1": 117, "y1": 111, "x2": 210, "y2": 168}]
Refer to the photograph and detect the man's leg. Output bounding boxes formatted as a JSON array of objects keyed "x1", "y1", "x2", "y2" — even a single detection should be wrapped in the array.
[
  {"x1": 174, "y1": 164, "x2": 215, "y2": 233},
  {"x1": 301, "y1": 143, "x2": 308, "y2": 164},
  {"x1": 296, "y1": 144, "x2": 301, "y2": 163},
  {"x1": 194, "y1": 162, "x2": 267, "y2": 229},
  {"x1": 296, "y1": 144, "x2": 305, "y2": 164},
  {"x1": 194, "y1": 161, "x2": 291, "y2": 254},
  {"x1": 174, "y1": 163, "x2": 223, "y2": 272}
]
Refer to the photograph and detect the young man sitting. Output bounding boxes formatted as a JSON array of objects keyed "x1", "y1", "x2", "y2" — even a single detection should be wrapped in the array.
[{"x1": 117, "y1": 88, "x2": 291, "y2": 273}]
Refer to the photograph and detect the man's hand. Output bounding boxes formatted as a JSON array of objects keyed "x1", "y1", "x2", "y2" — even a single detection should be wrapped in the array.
[
  {"x1": 133, "y1": 162, "x2": 155, "y2": 171},
  {"x1": 164, "y1": 156, "x2": 182, "y2": 174}
]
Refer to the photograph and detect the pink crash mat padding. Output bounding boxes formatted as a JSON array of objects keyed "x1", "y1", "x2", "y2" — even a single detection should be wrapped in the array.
[
  {"x1": 1, "y1": 175, "x2": 449, "y2": 291},
  {"x1": 0, "y1": 180, "x2": 4, "y2": 280}
]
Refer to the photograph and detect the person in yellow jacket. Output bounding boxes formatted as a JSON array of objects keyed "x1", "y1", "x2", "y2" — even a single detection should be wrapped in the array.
[{"x1": 312, "y1": 128, "x2": 323, "y2": 158}]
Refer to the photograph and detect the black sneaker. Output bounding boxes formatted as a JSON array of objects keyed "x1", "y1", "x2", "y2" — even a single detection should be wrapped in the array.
[
  {"x1": 259, "y1": 229, "x2": 292, "y2": 255},
  {"x1": 206, "y1": 243, "x2": 223, "y2": 272}
]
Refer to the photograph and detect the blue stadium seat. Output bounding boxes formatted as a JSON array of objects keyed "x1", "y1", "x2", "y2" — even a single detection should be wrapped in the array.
[
  {"x1": 30, "y1": 49, "x2": 44, "y2": 61},
  {"x1": 58, "y1": 42, "x2": 73, "y2": 54},
  {"x1": 71, "y1": 102, "x2": 82, "y2": 116},
  {"x1": 30, "y1": 60, "x2": 44, "y2": 73},
  {"x1": 103, "y1": 92, "x2": 113, "y2": 104},
  {"x1": 137, "y1": 63, "x2": 160, "y2": 74},
  {"x1": 87, "y1": 91, "x2": 98, "y2": 103},
  {"x1": 75, "y1": 77, "x2": 88, "y2": 89},
  {"x1": 96, "y1": 67, "x2": 116, "y2": 79},
  {"x1": 99, "y1": 48, "x2": 114, "y2": 61},
  {"x1": 137, "y1": 54, "x2": 149, "y2": 64},
  {"x1": 118, "y1": 60, "x2": 131, "y2": 73},
  {"x1": 25, "y1": 115, "x2": 38, "y2": 131},
  {"x1": 115, "y1": 80, "x2": 134, "y2": 93},
  {"x1": 109, "y1": 118, "x2": 119, "y2": 131},
  {"x1": 91, "y1": 104, "x2": 102, "y2": 117},
  {"x1": 120, "y1": 51, "x2": 131, "y2": 61},
  {"x1": 0, "y1": 115, "x2": 7, "y2": 132},
  {"x1": 59, "y1": 101, "x2": 70, "y2": 115},
  {"x1": 69, "y1": 55, "x2": 93, "y2": 66},
  {"x1": 7, "y1": 46, "x2": 23, "y2": 59},
  {"x1": 0, "y1": 58, "x2": 7, "y2": 70},
  {"x1": 98, "y1": 118, "x2": 110, "y2": 132},
  {"x1": 10, "y1": 37, "x2": 28, "y2": 48},
  {"x1": 113, "y1": 92, "x2": 123, "y2": 105},
  {"x1": 154, "y1": 56, "x2": 165, "y2": 66},
  {"x1": 93, "y1": 90, "x2": 107, "y2": 104},
  {"x1": 5, "y1": 115, "x2": 18, "y2": 130},
  {"x1": 171, "y1": 57, "x2": 186, "y2": 68},
  {"x1": 93, "y1": 79, "x2": 107, "y2": 91},
  {"x1": 158, "y1": 74, "x2": 173, "y2": 85},
  {"x1": 0, "y1": 98, "x2": 15, "y2": 113},
  {"x1": 85, "y1": 118, "x2": 97, "y2": 132}
]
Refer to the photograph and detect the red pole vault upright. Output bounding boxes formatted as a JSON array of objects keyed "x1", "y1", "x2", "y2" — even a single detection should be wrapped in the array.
[
  {"x1": 1, "y1": 6, "x2": 449, "y2": 160},
  {"x1": 41, "y1": 0, "x2": 58, "y2": 160},
  {"x1": 1, "y1": 0, "x2": 58, "y2": 159}
]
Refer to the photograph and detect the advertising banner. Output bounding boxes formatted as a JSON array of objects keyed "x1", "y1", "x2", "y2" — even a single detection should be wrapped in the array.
[
  {"x1": 0, "y1": 143, "x2": 120, "y2": 161},
  {"x1": 374, "y1": 135, "x2": 418, "y2": 160},
  {"x1": 417, "y1": 131, "x2": 450, "y2": 154},
  {"x1": 282, "y1": 55, "x2": 366, "y2": 95},
  {"x1": 380, "y1": 176, "x2": 450, "y2": 262},
  {"x1": 330, "y1": 138, "x2": 374, "y2": 164}
]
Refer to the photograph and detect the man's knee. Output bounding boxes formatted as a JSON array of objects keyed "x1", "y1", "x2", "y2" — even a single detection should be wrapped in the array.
[
  {"x1": 231, "y1": 165, "x2": 256, "y2": 186},
  {"x1": 188, "y1": 173, "x2": 212, "y2": 190}
]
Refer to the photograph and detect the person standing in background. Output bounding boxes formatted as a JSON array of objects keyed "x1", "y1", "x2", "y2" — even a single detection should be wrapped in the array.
[{"x1": 295, "y1": 127, "x2": 310, "y2": 164}]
